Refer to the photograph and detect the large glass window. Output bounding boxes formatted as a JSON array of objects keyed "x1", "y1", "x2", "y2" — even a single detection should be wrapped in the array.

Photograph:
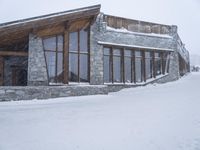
[
  {"x1": 162, "y1": 52, "x2": 170, "y2": 74},
  {"x1": 103, "y1": 46, "x2": 170, "y2": 84},
  {"x1": 43, "y1": 35, "x2": 63, "y2": 83},
  {"x1": 113, "y1": 49, "x2": 122, "y2": 83},
  {"x1": 155, "y1": 52, "x2": 162, "y2": 76},
  {"x1": 145, "y1": 51, "x2": 153, "y2": 80},
  {"x1": 103, "y1": 48, "x2": 112, "y2": 83},
  {"x1": 135, "y1": 51, "x2": 143, "y2": 83},
  {"x1": 124, "y1": 50, "x2": 132, "y2": 83},
  {"x1": 69, "y1": 28, "x2": 89, "y2": 82}
]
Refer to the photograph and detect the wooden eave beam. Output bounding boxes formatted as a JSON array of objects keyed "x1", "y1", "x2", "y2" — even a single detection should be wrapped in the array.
[{"x1": 0, "y1": 51, "x2": 28, "y2": 56}]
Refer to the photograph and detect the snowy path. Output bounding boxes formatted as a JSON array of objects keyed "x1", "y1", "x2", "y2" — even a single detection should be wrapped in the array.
[{"x1": 0, "y1": 73, "x2": 200, "y2": 150}]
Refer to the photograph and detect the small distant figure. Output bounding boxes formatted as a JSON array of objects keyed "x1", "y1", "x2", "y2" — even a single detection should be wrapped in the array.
[{"x1": 191, "y1": 66, "x2": 200, "y2": 72}]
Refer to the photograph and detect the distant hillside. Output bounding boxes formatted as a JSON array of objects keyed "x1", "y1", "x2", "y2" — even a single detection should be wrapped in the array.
[{"x1": 190, "y1": 54, "x2": 200, "y2": 66}]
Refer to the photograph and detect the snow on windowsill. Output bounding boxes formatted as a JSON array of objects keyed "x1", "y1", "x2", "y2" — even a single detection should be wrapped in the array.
[
  {"x1": 49, "y1": 82, "x2": 106, "y2": 87},
  {"x1": 104, "y1": 73, "x2": 169, "y2": 86}
]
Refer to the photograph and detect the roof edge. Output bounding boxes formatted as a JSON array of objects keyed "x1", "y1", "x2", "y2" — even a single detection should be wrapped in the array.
[{"x1": 0, "y1": 4, "x2": 101, "y2": 28}]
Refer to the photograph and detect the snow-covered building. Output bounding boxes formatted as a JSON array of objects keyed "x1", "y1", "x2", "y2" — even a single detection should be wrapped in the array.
[{"x1": 0, "y1": 5, "x2": 190, "y2": 100}]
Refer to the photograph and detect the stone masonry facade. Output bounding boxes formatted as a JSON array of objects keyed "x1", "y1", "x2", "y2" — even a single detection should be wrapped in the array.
[
  {"x1": 90, "y1": 13, "x2": 186, "y2": 85},
  {"x1": 0, "y1": 7, "x2": 190, "y2": 101}
]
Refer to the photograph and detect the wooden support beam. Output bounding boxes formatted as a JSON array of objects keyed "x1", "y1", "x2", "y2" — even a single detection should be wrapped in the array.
[
  {"x1": 63, "y1": 31, "x2": 69, "y2": 84},
  {"x1": 0, "y1": 51, "x2": 28, "y2": 57}
]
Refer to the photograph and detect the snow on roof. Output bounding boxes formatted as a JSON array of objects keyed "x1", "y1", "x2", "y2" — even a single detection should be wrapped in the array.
[
  {"x1": 98, "y1": 41, "x2": 174, "y2": 52},
  {"x1": 106, "y1": 26, "x2": 173, "y2": 39},
  {"x1": 0, "y1": 4, "x2": 101, "y2": 29}
]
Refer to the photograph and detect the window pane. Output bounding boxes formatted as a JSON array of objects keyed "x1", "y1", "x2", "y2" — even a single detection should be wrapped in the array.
[
  {"x1": 124, "y1": 50, "x2": 132, "y2": 57},
  {"x1": 135, "y1": 51, "x2": 141, "y2": 57},
  {"x1": 135, "y1": 58, "x2": 142, "y2": 82},
  {"x1": 145, "y1": 58, "x2": 152, "y2": 79},
  {"x1": 57, "y1": 35, "x2": 63, "y2": 52},
  {"x1": 104, "y1": 47, "x2": 111, "y2": 55},
  {"x1": 113, "y1": 56, "x2": 122, "y2": 83},
  {"x1": 69, "y1": 32, "x2": 78, "y2": 52},
  {"x1": 145, "y1": 52, "x2": 153, "y2": 79},
  {"x1": 124, "y1": 57, "x2": 132, "y2": 83},
  {"x1": 104, "y1": 55, "x2": 111, "y2": 83},
  {"x1": 43, "y1": 37, "x2": 56, "y2": 51},
  {"x1": 69, "y1": 53, "x2": 78, "y2": 82},
  {"x1": 80, "y1": 29, "x2": 88, "y2": 52},
  {"x1": 80, "y1": 54, "x2": 89, "y2": 82},
  {"x1": 155, "y1": 59, "x2": 162, "y2": 75},
  {"x1": 45, "y1": 51, "x2": 56, "y2": 83},
  {"x1": 57, "y1": 52, "x2": 63, "y2": 83},
  {"x1": 163, "y1": 52, "x2": 170, "y2": 74},
  {"x1": 145, "y1": 51, "x2": 151, "y2": 58},
  {"x1": 155, "y1": 52, "x2": 160, "y2": 58},
  {"x1": 113, "y1": 49, "x2": 121, "y2": 56}
]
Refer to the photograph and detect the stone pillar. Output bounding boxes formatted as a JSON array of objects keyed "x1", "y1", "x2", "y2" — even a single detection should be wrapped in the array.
[
  {"x1": 167, "y1": 51, "x2": 180, "y2": 81},
  {"x1": 90, "y1": 13, "x2": 105, "y2": 85},
  {"x1": 28, "y1": 33, "x2": 48, "y2": 86},
  {"x1": 167, "y1": 25, "x2": 180, "y2": 81}
]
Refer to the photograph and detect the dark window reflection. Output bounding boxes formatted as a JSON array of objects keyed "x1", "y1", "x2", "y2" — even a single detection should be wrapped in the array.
[
  {"x1": 155, "y1": 52, "x2": 162, "y2": 75},
  {"x1": 135, "y1": 51, "x2": 142, "y2": 82},
  {"x1": 104, "y1": 48, "x2": 111, "y2": 83},
  {"x1": 43, "y1": 35, "x2": 64, "y2": 84},
  {"x1": 145, "y1": 51, "x2": 153, "y2": 79},
  {"x1": 43, "y1": 37, "x2": 56, "y2": 51},
  {"x1": 80, "y1": 29, "x2": 88, "y2": 52},
  {"x1": 135, "y1": 58, "x2": 142, "y2": 82},
  {"x1": 80, "y1": 54, "x2": 88, "y2": 82},
  {"x1": 113, "y1": 49, "x2": 122, "y2": 83},
  {"x1": 69, "y1": 29, "x2": 89, "y2": 83},
  {"x1": 57, "y1": 53, "x2": 63, "y2": 82},
  {"x1": 69, "y1": 32, "x2": 78, "y2": 52},
  {"x1": 45, "y1": 52, "x2": 56, "y2": 83},
  {"x1": 124, "y1": 50, "x2": 132, "y2": 83},
  {"x1": 69, "y1": 53, "x2": 78, "y2": 82},
  {"x1": 57, "y1": 35, "x2": 63, "y2": 52},
  {"x1": 124, "y1": 57, "x2": 132, "y2": 83}
]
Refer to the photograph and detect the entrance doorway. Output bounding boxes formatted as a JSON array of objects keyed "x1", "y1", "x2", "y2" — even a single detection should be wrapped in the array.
[{"x1": 12, "y1": 66, "x2": 27, "y2": 86}]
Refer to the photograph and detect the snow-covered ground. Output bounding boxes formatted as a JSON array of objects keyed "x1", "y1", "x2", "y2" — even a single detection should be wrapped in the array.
[{"x1": 1, "y1": 72, "x2": 200, "y2": 150}]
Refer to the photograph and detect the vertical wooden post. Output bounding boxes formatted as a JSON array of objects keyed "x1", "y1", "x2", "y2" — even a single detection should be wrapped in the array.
[
  {"x1": 63, "y1": 30, "x2": 69, "y2": 84},
  {"x1": 132, "y1": 50, "x2": 136, "y2": 84},
  {"x1": 122, "y1": 48, "x2": 125, "y2": 83},
  {"x1": 78, "y1": 30, "x2": 80, "y2": 83},
  {"x1": 111, "y1": 47, "x2": 114, "y2": 83},
  {"x1": 142, "y1": 50, "x2": 146, "y2": 82},
  {"x1": 161, "y1": 52, "x2": 165, "y2": 75},
  {"x1": 153, "y1": 50, "x2": 156, "y2": 78}
]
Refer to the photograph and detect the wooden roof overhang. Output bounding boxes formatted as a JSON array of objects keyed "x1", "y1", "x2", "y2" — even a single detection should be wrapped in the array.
[{"x1": 0, "y1": 5, "x2": 101, "y2": 47}]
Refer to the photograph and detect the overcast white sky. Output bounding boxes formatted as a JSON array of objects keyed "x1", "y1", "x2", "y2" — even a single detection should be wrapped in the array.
[{"x1": 0, "y1": 0, "x2": 200, "y2": 55}]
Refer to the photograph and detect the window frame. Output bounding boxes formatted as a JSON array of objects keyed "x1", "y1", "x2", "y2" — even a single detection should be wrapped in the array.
[
  {"x1": 103, "y1": 46, "x2": 171, "y2": 84},
  {"x1": 68, "y1": 28, "x2": 90, "y2": 83},
  {"x1": 43, "y1": 34, "x2": 64, "y2": 84}
]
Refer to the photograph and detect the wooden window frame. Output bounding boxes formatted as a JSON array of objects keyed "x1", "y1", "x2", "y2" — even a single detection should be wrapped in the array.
[
  {"x1": 43, "y1": 34, "x2": 64, "y2": 84},
  {"x1": 103, "y1": 46, "x2": 171, "y2": 84},
  {"x1": 68, "y1": 28, "x2": 90, "y2": 83}
]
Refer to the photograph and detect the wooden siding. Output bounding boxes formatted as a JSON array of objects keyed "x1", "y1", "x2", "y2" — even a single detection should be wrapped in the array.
[{"x1": 104, "y1": 15, "x2": 171, "y2": 35}]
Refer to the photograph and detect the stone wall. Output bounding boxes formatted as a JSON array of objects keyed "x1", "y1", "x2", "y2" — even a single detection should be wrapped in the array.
[
  {"x1": 0, "y1": 76, "x2": 170, "y2": 101},
  {"x1": 90, "y1": 13, "x2": 180, "y2": 85},
  {"x1": 28, "y1": 33, "x2": 48, "y2": 86},
  {"x1": 0, "y1": 85, "x2": 108, "y2": 101}
]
